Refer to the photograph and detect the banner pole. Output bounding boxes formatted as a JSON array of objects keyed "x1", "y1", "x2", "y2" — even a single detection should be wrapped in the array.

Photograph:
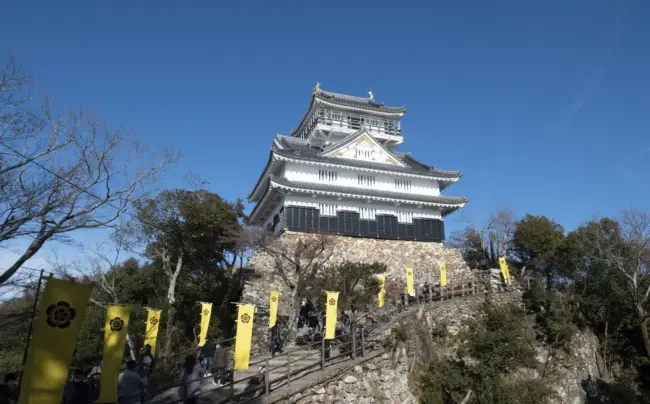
[{"x1": 17, "y1": 269, "x2": 45, "y2": 398}]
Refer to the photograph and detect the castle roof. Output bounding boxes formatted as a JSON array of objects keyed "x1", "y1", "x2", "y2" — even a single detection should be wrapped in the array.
[
  {"x1": 248, "y1": 134, "x2": 462, "y2": 202},
  {"x1": 290, "y1": 85, "x2": 406, "y2": 137},
  {"x1": 275, "y1": 135, "x2": 460, "y2": 179},
  {"x1": 313, "y1": 88, "x2": 406, "y2": 114},
  {"x1": 248, "y1": 174, "x2": 466, "y2": 222}
]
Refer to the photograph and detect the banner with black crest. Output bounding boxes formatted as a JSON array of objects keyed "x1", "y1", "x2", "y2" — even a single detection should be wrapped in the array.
[
  {"x1": 98, "y1": 304, "x2": 134, "y2": 403},
  {"x1": 145, "y1": 308, "x2": 162, "y2": 355},
  {"x1": 234, "y1": 304, "x2": 255, "y2": 370},
  {"x1": 18, "y1": 277, "x2": 93, "y2": 404}
]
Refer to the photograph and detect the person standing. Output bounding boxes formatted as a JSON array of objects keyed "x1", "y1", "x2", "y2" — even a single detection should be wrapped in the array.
[
  {"x1": 212, "y1": 344, "x2": 228, "y2": 387},
  {"x1": 200, "y1": 338, "x2": 215, "y2": 376},
  {"x1": 118, "y1": 361, "x2": 146, "y2": 404},
  {"x1": 270, "y1": 324, "x2": 283, "y2": 357},
  {"x1": 178, "y1": 355, "x2": 204, "y2": 404},
  {"x1": 62, "y1": 369, "x2": 89, "y2": 404}
]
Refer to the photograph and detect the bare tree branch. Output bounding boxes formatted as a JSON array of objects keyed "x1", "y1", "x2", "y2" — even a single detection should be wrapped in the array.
[{"x1": 0, "y1": 57, "x2": 179, "y2": 284}]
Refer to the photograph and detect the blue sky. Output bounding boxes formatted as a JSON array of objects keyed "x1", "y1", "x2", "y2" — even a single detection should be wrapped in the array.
[{"x1": 1, "y1": 0, "x2": 649, "y2": 268}]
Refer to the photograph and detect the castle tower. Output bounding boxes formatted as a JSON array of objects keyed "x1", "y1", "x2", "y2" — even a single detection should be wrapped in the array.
[{"x1": 248, "y1": 85, "x2": 467, "y2": 242}]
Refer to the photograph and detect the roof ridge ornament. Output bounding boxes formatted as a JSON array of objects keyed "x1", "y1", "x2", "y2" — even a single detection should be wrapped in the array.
[
  {"x1": 368, "y1": 90, "x2": 374, "y2": 102},
  {"x1": 313, "y1": 82, "x2": 321, "y2": 94}
]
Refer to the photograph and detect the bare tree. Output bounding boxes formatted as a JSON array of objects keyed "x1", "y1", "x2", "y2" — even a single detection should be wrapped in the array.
[
  {"x1": 583, "y1": 208, "x2": 650, "y2": 358},
  {"x1": 249, "y1": 229, "x2": 334, "y2": 340},
  {"x1": 448, "y1": 207, "x2": 516, "y2": 268},
  {"x1": 0, "y1": 57, "x2": 177, "y2": 284}
]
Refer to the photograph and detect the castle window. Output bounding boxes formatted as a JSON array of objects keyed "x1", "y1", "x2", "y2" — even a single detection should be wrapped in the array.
[
  {"x1": 318, "y1": 204, "x2": 337, "y2": 217},
  {"x1": 355, "y1": 149, "x2": 373, "y2": 159},
  {"x1": 358, "y1": 174, "x2": 376, "y2": 186},
  {"x1": 394, "y1": 179, "x2": 412, "y2": 190},
  {"x1": 319, "y1": 170, "x2": 337, "y2": 182}
]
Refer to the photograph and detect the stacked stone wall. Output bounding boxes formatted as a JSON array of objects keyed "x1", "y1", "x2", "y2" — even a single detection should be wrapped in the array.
[{"x1": 239, "y1": 232, "x2": 474, "y2": 354}]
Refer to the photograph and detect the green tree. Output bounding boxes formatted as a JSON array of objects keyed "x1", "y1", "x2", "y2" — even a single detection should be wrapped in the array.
[
  {"x1": 419, "y1": 303, "x2": 551, "y2": 404},
  {"x1": 512, "y1": 215, "x2": 565, "y2": 290},
  {"x1": 312, "y1": 261, "x2": 384, "y2": 318},
  {"x1": 123, "y1": 188, "x2": 245, "y2": 355}
]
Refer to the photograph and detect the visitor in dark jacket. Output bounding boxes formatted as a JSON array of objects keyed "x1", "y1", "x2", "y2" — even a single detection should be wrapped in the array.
[
  {"x1": 118, "y1": 361, "x2": 146, "y2": 404},
  {"x1": 200, "y1": 339, "x2": 215, "y2": 376},
  {"x1": 270, "y1": 324, "x2": 284, "y2": 357},
  {"x1": 179, "y1": 355, "x2": 204, "y2": 404},
  {"x1": 61, "y1": 369, "x2": 89, "y2": 404},
  {"x1": 212, "y1": 344, "x2": 229, "y2": 386}
]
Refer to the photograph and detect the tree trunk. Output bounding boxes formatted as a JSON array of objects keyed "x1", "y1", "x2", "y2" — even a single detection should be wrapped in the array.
[
  {"x1": 637, "y1": 304, "x2": 650, "y2": 358},
  {"x1": 163, "y1": 305, "x2": 177, "y2": 356},
  {"x1": 286, "y1": 289, "x2": 302, "y2": 343},
  {"x1": 546, "y1": 268, "x2": 553, "y2": 291},
  {"x1": 162, "y1": 254, "x2": 182, "y2": 356}
]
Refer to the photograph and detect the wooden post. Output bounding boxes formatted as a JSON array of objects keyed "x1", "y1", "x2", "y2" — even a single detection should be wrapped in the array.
[
  {"x1": 361, "y1": 326, "x2": 365, "y2": 357},
  {"x1": 428, "y1": 281, "x2": 433, "y2": 303},
  {"x1": 403, "y1": 292, "x2": 408, "y2": 309},
  {"x1": 265, "y1": 358, "x2": 270, "y2": 395},
  {"x1": 352, "y1": 328, "x2": 357, "y2": 359},
  {"x1": 229, "y1": 370, "x2": 235, "y2": 400},
  {"x1": 286, "y1": 350, "x2": 291, "y2": 386}
]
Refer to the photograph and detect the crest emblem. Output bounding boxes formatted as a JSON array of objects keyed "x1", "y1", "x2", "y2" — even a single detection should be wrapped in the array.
[
  {"x1": 241, "y1": 313, "x2": 251, "y2": 323},
  {"x1": 110, "y1": 317, "x2": 125, "y2": 332},
  {"x1": 46, "y1": 301, "x2": 76, "y2": 329},
  {"x1": 328, "y1": 298, "x2": 336, "y2": 306},
  {"x1": 203, "y1": 309, "x2": 209, "y2": 316},
  {"x1": 271, "y1": 296, "x2": 278, "y2": 303},
  {"x1": 149, "y1": 317, "x2": 158, "y2": 326}
]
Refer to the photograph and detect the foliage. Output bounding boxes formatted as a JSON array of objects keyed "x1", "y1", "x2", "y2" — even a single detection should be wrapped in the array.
[
  {"x1": 523, "y1": 284, "x2": 576, "y2": 352},
  {"x1": 512, "y1": 214, "x2": 565, "y2": 290},
  {"x1": 311, "y1": 261, "x2": 384, "y2": 314},
  {"x1": 123, "y1": 188, "x2": 245, "y2": 354},
  {"x1": 418, "y1": 303, "x2": 552, "y2": 404}
]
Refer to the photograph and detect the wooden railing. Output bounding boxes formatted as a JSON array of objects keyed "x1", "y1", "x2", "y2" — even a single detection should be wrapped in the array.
[{"x1": 150, "y1": 278, "x2": 523, "y2": 403}]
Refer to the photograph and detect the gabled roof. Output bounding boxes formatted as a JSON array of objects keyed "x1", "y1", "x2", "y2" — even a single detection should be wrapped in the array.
[
  {"x1": 273, "y1": 135, "x2": 461, "y2": 180},
  {"x1": 319, "y1": 128, "x2": 406, "y2": 167}
]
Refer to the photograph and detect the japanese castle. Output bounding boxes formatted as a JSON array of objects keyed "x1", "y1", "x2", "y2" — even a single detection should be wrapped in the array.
[{"x1": 248, "y1": 84, "x2": 467, "y2": 242}]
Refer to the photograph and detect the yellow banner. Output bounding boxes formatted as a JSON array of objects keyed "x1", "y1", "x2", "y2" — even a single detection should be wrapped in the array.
[
  {"x1": 499, "y1": 257, "x2": 511, "y2": 283},
  {"x1": 325, "y1": 291, "x2": 339, "y2": 340},
  {"x1": 18, "y1": 278, "x2": 93, "y2": 404},
  {"x1": 440, "y1": 263, "x2": 447, "y2": 287},
  {"x1": 198, "y1": 302, "x2": 212, "y2": 347},
  {"x1": 406, "y1": 267, "x2": 415, "y2": 295},
  {"x1": 98, "y1": 305, "x2": 134, "y2": 403},
  {"x1": 269, "y1": 292, "x2": 279, "y2": 328},
  {"x1": 377, "y1": 275, "x2": 385, "y2": 308},
  {"x1": 145, "y1": 309, "x2": 162, "y2": 355},
  {"x1": 234, "y1": 304, "x2": 255, "y2": 370}
]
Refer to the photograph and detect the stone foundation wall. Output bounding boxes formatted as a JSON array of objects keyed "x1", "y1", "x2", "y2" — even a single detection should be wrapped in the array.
[
  {"x1": 242, "y1": 232, "x2": 473, "y2": 306},
  {"x1": 239, "y1": 232, "x2": 474, "y2": 353}
]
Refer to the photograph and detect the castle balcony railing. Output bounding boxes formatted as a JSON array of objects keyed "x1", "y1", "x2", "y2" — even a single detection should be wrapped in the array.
[{"x1": 299, "y1": 108, "x2": 402, "y2": 139}]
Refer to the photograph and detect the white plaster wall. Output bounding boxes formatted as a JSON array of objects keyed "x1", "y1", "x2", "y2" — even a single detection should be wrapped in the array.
[
  {"x1": 283, "y1": 194, "x2": 442, "y2": 223},
  {"x1": 283, "y1": 161, "x2": 440, "y2": 196}
]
